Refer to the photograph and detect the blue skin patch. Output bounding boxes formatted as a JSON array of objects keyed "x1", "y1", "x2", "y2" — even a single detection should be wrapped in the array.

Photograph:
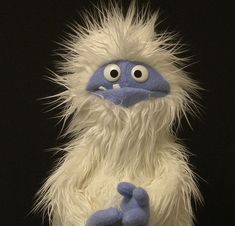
[{"x1": 86, "y1": 60, "x2": 170, "y2": 107}]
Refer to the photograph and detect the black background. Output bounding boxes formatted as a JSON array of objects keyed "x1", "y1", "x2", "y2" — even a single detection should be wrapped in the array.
[{"x1": 1, "y1": 0, "x2": 234, "y2": 225}]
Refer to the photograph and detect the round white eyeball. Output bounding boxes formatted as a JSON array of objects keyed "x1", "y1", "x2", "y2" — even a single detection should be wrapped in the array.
[
  {"x1": 131, "y1": 65, "x2": 149, "y2": 82},
  {"x1": 104, "y1": 64, "x2": 121, "y2": 82}
]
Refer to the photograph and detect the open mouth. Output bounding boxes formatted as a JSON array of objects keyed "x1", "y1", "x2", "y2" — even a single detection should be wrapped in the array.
[
  {"x1": 96, "y1": 84, "x2": 168, "y2": 95},
  {"x1": 92, "y1": 84, "x2": 168, "y2": 107}
]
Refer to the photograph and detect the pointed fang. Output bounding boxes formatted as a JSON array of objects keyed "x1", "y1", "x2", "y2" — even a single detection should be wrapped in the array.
[
  {"x1": 113, "y1": 84, "x2": 121, "y2": 89},
  {"x1": 98, "y1": 86, "x2": 107, "y2": 91}
]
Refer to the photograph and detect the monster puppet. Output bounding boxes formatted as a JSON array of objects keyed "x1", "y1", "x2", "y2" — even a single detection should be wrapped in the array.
[{"x1": 36, "y1": 2, "x2": 202, "y2": 226}]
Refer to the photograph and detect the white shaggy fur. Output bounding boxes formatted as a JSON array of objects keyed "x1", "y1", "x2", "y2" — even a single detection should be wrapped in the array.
[{"x1": 35, "y1": 2, "x2": 202, "y2": 226}]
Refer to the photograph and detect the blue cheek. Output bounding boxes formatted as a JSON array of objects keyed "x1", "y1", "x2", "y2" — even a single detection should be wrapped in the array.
[
  {"x1": 86, "y1": 66, "x2": 114, "y2": 91},
  {"x1": 86, "y1": 61, "x2": 170, "y2": 107},
  {"x1": 122, "y1": 61, "x2": 170, "y2": 93}
]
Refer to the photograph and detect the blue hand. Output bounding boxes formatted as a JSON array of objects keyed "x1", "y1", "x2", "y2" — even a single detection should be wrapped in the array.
[
  {"x1": 86, "y1": 207, "x2": 123, "y2": 226},
  {"x1": 117, "y1": 182, "x2": 150, "y2": 226},
  {"x1": 86, "y1": 182, "x2": 150, "y2": 226}
]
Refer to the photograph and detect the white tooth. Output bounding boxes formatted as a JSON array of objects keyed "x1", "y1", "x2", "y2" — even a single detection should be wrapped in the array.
[
  {"x1": 113, "y1": 84, "x2": 120, "y2": 89},
  {"x1": 98, "y1": 86, "x2": 107, "y2": 91}
]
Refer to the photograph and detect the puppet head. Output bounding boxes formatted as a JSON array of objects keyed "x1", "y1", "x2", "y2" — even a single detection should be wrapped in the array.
[{"x1": 47, "y1": 1, "x2": 200, "y2": 148}]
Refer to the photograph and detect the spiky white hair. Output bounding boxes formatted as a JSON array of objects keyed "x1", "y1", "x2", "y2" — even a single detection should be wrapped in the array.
[{"x1": 35, "y1": 2, "x2": 202, "y2": 226}]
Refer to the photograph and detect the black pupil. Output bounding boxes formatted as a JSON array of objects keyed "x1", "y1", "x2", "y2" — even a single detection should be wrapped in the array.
[
  {"x1": 110, "y1": 69, "x2": 119, "y2": 78},
  {"x1": 134, "y1": 70, "x2": 142, "y2": 78}
]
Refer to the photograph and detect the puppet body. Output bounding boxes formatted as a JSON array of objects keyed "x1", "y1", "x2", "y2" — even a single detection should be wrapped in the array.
[{"x1": 36, "y1": 3, "x2": 201, "y2": 226}]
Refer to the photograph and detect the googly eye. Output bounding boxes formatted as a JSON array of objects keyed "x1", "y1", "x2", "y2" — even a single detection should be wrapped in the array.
[
  {"x1": 104, "y1": 64, "x2": 121, "y2": 82},
  {"x1": 131, "y1": 65, "x2": 149, "y2": 82}
]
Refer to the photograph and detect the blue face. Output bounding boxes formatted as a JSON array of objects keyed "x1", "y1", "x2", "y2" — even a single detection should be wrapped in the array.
[{"x1": 86, "y1": 60, "x2": 170, "y2": 107}]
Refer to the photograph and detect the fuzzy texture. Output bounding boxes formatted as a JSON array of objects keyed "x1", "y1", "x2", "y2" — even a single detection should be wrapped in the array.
[{"x1": 35, "y1": 2, "x2": 202, "y2": 226}]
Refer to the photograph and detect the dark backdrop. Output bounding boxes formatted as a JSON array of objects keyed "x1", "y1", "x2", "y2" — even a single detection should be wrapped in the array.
[{"x1": 1, "y1": 0, "x2": 234, "y2": 225}]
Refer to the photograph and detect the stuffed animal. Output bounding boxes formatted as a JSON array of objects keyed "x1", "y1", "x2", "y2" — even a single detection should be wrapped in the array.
[{"x1": 36, "y1": 2, "x2": 202, "y2": 226}]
